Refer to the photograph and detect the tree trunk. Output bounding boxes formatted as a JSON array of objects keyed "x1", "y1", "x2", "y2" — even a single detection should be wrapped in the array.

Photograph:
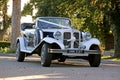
[
  {"x1": 0, "y1": 30, "x2": 4, "y2": 40},
  {"x1": 103, "y1": 15, "x2": 114, "y2": 50},
  {"x1": 111, "y1": 0, "x2": 120, "y2": 57},
  {"x1": 105, "y1": 34, "x2": 114, "y2": 50},
  {"x1": 10, "y1": 0, "x2": 21, "y2": 51},
  {"x1": 113, "y1": 27, "x2": 120, "y2": 57}
]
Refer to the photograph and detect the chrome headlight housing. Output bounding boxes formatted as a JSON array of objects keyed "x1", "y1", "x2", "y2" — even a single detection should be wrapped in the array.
[
  {"x1": 85, "y1": 32, "x2": 91, "y2": 40},
  {"x1": 53, "y1": 31, "x2": 62, "y2": 40}
]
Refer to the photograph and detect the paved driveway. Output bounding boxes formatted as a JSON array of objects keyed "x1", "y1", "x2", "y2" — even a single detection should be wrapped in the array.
[{"x1": 0, "y1": 53, "x2": 120, "y2": 80}]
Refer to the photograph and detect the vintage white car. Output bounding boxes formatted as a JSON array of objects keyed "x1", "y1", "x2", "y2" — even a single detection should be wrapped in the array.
[{"x1": 16, "y1": 17, "x2": 101, "y2": 67}]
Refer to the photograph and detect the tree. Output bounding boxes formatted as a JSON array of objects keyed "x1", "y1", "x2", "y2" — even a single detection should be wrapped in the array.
[
  {"x1": 110, "y1": 0, "x2": 120, "y2": 57},
  {"x1": 10, "y1": 0, "x2": 21, "y2": 51},
  {"x1": 22, "y1": 0, "x2": 120, "y2": 57},
  {"x1": 22, "y1": 0, "x2": 62, "y2": 17},
  {"x1": 0, "y1": 0, "x2": 10, "y2": 41}
]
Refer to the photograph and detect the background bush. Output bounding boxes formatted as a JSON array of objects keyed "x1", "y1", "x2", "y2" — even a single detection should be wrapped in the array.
[
  {"x1": 0, "y1": 41, "x2": 13, "y2": 53},
  {"x1": 0, "y1": 41, "x2": 10, "y2": 48}
]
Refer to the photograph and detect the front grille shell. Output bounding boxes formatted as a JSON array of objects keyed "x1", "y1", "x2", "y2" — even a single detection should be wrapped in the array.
[{"x1": 63, "y1": 32, "x2": 80, "y2": 49}]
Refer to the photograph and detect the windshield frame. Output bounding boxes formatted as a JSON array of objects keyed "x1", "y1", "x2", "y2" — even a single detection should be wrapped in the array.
[{"x1": 37, "y1": 17, "x2": 72, "y2": 29}]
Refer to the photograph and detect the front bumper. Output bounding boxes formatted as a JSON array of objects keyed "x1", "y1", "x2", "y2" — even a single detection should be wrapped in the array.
[{"x1": 48, "y1": 49, "x2": 101, "y2": 56}]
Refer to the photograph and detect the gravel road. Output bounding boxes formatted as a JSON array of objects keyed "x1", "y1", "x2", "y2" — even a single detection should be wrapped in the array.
[{"x1": 0, "y1": 53, "x2": 120, "y2": 80}]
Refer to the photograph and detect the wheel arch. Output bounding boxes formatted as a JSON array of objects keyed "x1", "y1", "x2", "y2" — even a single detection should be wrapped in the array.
[
  {"x1": 16, "y1": 37, "x2": 27, "y2": 51},
  {"x1": 83, "y1": 38, "x2": 101, "y2": 50},
  {"x1": 89, "y1": 44, "x2": 100, "y2": 50},
  {"x1": 40, "y1": 37, "x2": 64, "y2": 49},
  {"x1": 39, "y1": 41, "x2": 61, "y2": 51}
]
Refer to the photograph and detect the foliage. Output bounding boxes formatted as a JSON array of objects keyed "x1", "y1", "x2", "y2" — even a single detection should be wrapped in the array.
[
  {"x1": 0, "y1": 41, "x2": 13, "y2": 53},
  {"x1": 21, "y1": 0, "x2": 111, "y2": 42},
  {"x1": 102, "y1": 56, "x2": 120, "y2": 62},
  {"x1": 21, "y1": 0, "x2": 120, "y2": 57},
  {"x1": 0, "y1": 0, "x2": 11, "y2": 41},
  {"x1": 110, "y1": 0, "x2": 120, "y2": 57},
  {"x1": 0, "y1": 47, "x2": 11, "y2": 53},
  {"x1": 22, "y1": 2, "x2": 33, "y2": 16},
  {"x1": 0, "y1": 41, "x2": 10, "y2": 48}
]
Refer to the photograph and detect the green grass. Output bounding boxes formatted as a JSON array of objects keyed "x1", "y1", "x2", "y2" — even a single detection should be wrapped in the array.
[
  {"x1": 102, "y1": 49, "x2": 120, "y2": 62},
  {"x1": 102, "y1": 56, "x2": 120, "y2": 62},
  {"x1": 0, "y1": 47, "x2": 15, "y2": 54}
]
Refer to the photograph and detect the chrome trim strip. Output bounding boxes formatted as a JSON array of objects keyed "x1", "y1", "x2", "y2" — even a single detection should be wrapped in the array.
[{"x1": 48, "y1": 49, "x2": 100, "y2": 55}]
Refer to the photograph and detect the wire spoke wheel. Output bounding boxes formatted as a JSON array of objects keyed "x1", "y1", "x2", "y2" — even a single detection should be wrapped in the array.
[{"x1": 41, "y1": 43, "x2": 52, "y2": 67}]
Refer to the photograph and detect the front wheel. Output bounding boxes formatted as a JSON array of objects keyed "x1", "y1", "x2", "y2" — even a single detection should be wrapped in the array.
[
  {"x1": 16, "y1": 42, "x2": 25, "y2": 62},
  {"x1": 88, "y1": 46, "x2": 101, "y2": 67},
  {"x1": 88, "y1": 54, "x2": 101, "y2": 67},
  {"x1": 41, "y1": 43, "x2": 52, "y2": 67}
]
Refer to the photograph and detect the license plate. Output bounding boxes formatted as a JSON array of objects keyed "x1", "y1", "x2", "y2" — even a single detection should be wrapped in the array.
[{"x1": 67, "y1": 50, "x2": 84, "y2": 53}]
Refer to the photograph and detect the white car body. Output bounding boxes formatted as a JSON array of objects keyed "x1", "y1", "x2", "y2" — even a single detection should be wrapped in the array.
[{"x1": 16, "y1": 17, "x2": 101, "y2": 67}]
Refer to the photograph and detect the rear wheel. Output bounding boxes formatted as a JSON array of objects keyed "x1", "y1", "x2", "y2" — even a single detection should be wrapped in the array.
[
  {"x1": 88, "y1": 46, "x2": 101, "y2": 67},
  {"x1": 41, "y1": 43, "x2": 52, "y2": 67},
  {"x1": 16, "y1": 42, "x2": 25, "y2": 62}
]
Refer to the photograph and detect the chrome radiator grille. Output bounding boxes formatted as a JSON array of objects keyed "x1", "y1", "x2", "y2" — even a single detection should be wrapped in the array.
[
  {"x1": 63, "y1": 32, "x2": 71, "y2": 48},
  {"x1": 73, "y1": 32, "x2": 79, "y2": 48},
  {"x1": 63, "y1": 32, "x2": 79, "y2": 48}
]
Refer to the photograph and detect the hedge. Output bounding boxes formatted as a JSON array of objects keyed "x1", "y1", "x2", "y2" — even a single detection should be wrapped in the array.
[{"x1": 0, "y1": 41, "x2": 10, "y2": 48}]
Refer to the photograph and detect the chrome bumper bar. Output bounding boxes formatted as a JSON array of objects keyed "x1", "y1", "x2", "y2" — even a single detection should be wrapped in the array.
[{"x1": 48, "y1": 49, "x2": 101, "y2": 56}]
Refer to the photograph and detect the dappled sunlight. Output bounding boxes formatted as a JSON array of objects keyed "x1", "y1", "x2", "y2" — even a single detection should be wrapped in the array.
[
  {"x1": 101, "y1": 63, "x2": 120, "y2": 67},
  {"x1": 0, "y1": 55, "x2": 16, "y2": 60},
  {"x1": 51, "y1": 60, "x2": 90, "y2": 67},
  {"x1": 0, "y1": 54, "x2": 120, "y2": 80},
  {"x1": 0, "y1": 54, "x2": 40, "y2": 61},
  {"x1": 0, "y1": 54, "x2": 120, "y2": 67},
  {"x1": 0, "y1": 73, "x2": 68, "y2": 80}
]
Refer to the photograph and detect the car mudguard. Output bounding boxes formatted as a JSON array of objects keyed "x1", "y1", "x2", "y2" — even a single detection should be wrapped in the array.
[
  {"x1": 81, "y1": 38, "x2": 100, "y2": 50},
  {"x1": 41, "y1": 37, "x2": 65, "y2": 49},
  {"x1": 16, "y1": 37, "x2": 27, "y2": 51}
]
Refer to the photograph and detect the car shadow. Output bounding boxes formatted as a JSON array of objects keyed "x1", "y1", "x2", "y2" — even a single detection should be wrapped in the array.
[
  {"x1": 24, "y1": 57, "x2": 90, "y2": 67},
  {"x1": 24, "y1": 57, "x2": 120, "y2": 68}
]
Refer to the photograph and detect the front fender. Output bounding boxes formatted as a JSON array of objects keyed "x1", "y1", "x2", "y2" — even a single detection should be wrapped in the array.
[
  {"x1": 16, "y1": 37, "x2": 27, "y2": 51},
  {"x1": 41, "y1": 37, "x2": 65, "y2": 49},
  {"x1": 82, "y1": 38, "x2": 100, "y2": 50}
]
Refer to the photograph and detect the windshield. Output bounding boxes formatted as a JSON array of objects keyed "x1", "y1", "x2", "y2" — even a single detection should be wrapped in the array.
[{"x1": 37, "y1": 17, "x2": 71, "y2": 29}]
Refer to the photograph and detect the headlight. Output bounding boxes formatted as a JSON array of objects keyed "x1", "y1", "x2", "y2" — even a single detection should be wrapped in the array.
[
  {"x1": 53, "y1": 31, "x2": 62, "y2": 40},
  {"x1": 85, "y1": 32, "x2": 91, "y2": 40}
]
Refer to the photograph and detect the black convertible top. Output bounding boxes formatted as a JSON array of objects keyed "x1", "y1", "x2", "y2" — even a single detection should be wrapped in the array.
[{"x1": 21, "y1": 23, "x2": 34, "y2": 31}]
